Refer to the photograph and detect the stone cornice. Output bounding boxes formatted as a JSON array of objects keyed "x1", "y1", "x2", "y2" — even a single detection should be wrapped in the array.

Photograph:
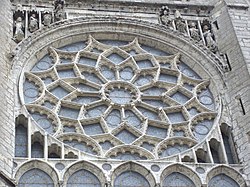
[{"x1": 11, "y1": 0, "x2": 214, "y2": 17}]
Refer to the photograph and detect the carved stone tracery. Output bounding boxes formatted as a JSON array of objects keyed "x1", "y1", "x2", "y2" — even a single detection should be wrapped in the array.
[
  {"x1": 20, "y1": 35, "x2": 218, "y2": 160},
  {"x1": 11, "y1": 15, "x2": 246, "y2": 186}
]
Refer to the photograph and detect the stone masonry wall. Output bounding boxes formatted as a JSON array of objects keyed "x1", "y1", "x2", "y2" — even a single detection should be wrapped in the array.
[
  {"x1": 227, "y1": 4, "x2": 250, "y2": 184},
  {"x1": 212, "y1": 0, "x2": 250, "y2": 184},
  {"x1": 0, "y1": 0, "x2": 16, "y2": 179},
  {"x1": 0, "y1": 173, "x2": 15, "y2": 187},
  {"x1": 0, "y1": 179, "x2": 13, "y2": 187}
]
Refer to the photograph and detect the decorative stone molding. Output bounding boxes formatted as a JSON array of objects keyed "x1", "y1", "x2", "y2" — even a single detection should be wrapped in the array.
[
  {"x1": 62, "y1": 160, "x2": 107, "y2": 187},
  {"x1": 160, "y1": 163, "x2": 202, "y2": 186},
  {"x1": 14, "y1": 160, "x2": 60, "y2": 187},
  {"x1": 111, "y1": 161, "x2": 156, "y2": 187},
  {"x1": 207, "y1": 165, "x2": 247, "y2": 187},
  {"x1": 13, "y1": 159, "x2": 246, "y2": 186}
]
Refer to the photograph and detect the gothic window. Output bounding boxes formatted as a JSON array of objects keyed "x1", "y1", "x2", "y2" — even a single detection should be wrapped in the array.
[
  {"x1": 20, "y1": 36, "x2": 217, "y2": 160},
  {"x1": 15, "y1": 115, "x2": 28, "y2": 157},
  {"x1": 67, "y1": 169, "x2": 101, "y2": 187},
  {"x1": 220, "y1": 123, "x2": 238, "y2": 164},
  {"x1": 209, "y1": 138, "x2": 223, "y2": 163},
  {"x1": 31, "y1": 132, "x2": 44, "y2": 158},
  {"x1": 48, "y1": 144, "x2": 61, "y2": 158},
  {"x1": 208, "y1": 174, "x2": 239, "y2": 187},
  {"x1": 31, "y1": 141, "x2": 44, "y2": 158},
  {"x1": 162, "y1": 172, "x2": 195, "y2": 187},
  {"x1": 18, "y1": 168, "x2": 54, "y2": 187},
  {"x1": 114, "y1": 171, "x2": 150, "y2": 187},
  {"x1": 15, "y1": 124, "x2": 28, "y2": 157}
]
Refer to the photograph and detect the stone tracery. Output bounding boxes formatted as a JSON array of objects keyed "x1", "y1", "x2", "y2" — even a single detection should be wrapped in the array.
[
  {"x1": 8, "y1": 12, "x2": 245, "y2": 185},
  {"x1": 21, "y1": 35, "x2": 217, "y2": 160}
]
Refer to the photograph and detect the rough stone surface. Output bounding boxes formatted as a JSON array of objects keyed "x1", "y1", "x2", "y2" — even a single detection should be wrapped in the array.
[
  {"x1": 212, "y1": 0, "x2": 250, "y2": 184},
  {"x1": 0, "y1": 0, "x2": 15, "y2": 179}
]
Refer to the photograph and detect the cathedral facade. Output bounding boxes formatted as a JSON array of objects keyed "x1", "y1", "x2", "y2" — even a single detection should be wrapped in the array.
[{"x1": 0, "y1": 0, "x2": 250, "y2": 186}]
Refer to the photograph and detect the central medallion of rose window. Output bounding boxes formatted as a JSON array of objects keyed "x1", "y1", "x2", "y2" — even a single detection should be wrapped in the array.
[
  {"x1": 21, "y1": 36, "x2": 217, "y2": 160},
  {"x1": 103, "y1": 81, "x2": 140, "y2": 105},
  {"x1": 109, "y1": 88, "x2": 132, "y2": 104}
]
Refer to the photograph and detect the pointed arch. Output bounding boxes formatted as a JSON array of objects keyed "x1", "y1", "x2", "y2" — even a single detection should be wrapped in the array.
[
  {"x1": 63, "y1": 160, "x2": 106, "y2": 187},
  {"x1": 160, "y1": 163, "x2": 201, "y2": 186},
  {"x1": 207, "y1": 165, "x2": 246, "y2": 187},
  {"x1": 111, "y1": 161, "x2": 156, "y2": 187},
  {"x1": 15, "y1": 160, "x2": 59, "y2": 187}
]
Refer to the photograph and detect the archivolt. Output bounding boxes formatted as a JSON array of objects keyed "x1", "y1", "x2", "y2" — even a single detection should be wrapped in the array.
[
  {"x1": 63, "y1": 160, "x2": 106, "y2": 187},
  {"x1": 207, "y1": 165, "x2": 246, "y2": 187},
  {"x1": 160, "y1": 163, "x2": 201, "y2": 186},
  {"x1": 14, "y1": 159, "x2": 59, "y2": 187},
  {"x1": 111, "y1": 161, "x2": 156, "y2": 187}
]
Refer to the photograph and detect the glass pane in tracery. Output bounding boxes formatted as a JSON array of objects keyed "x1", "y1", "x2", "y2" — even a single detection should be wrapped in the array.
[
  {"x1": 114, "y1": 171, "x2": 150, "y2": 187},
  {"x1": 31, "y1": 113, "x2": 54, "y2": 134},
  {"x1": 137, "y1": 107, "x2": 159, "y2": 121},
  {"x1": 101, "y1": 65, "x2": 116, "y2": 80},
  {"x1": 59, "y1": 42, "x2": 85, "y2": 51},
  {"x1": 109, "y1": 88, "x2": 132, "y2": 104},
  {"x1": 124, "y1": 110, "x2": 142, "y2": 129},
  {"x1": 116, "y1": 129, "x2": 137, "y2": 144},
  {"x1": 208, "y1": 174, "x2": 239, "y2": 187},
  {"x1": 67, "y1": 169, "x2": 101, "y2": 187},
  {"x1": 15, "y1": 125, "x2": 28, "y2": 157},
  {"x1": 136, "y1": 59, "x2": 153, "y2": 69},
  {"x1": 79, "y1": 57, "x2": 96, "y2": 67},
  {"x1": 146, "y1": 125, "x2": 168, "y2": 139},
  {"x1": 159, "y1": 73, "x2": 178, "y2": 83},
  {"x1": 85, "y1": 105, "x2": 108, "y2": 118},
  {"x1": 72, "y1": 83, "x2": 98, "y2": 92},
  {"x1": 160, "y1": 144, "x2": 189, "y2": 157},
  {"x1": 50, "y1": 86, "x2": 70, "y2": 99},
  {"x1": 142, "y1": 86, "x2": 167, "y2": 96},
  {"x1": 23, "y1": 79, "x2": 40, "y2": 103},
  {"x1": 107, "y1": 53, "x2": 125, "y2": 64},
  {"x1": 63, "y1": 140, "x2": 96, "y2": 155},
  {"x1": 143, "y1": 99, "x2": 169, "y2": 108},
  {"x1": 170, "y1": 92, "x2": 190, "y2": 104},
  {"x1": 31, "y1": 55, "x2": 53, "y2": 72},
  {"x1": 72, "y1": 96, "x2": 99, "y2": 105},
  {"x1": 134, "y1": 75, "x2": 153, "y2": 86},
  {"x1": 31, "y1": 141, "x2": 44, "y2": 158},
  {"x1": 18, "y1": 168, "x2": 54, "y2": 187},
  {"x1": 82, "y1": 72, "x2": 103, "y2": 84},
  {"x1": 57, "y1": 69, "x2": 76, "y2": 78},
  {"x1": 100, "y1": 141, "x2": 113, "y2": 150},
  {"x1": 120, "y1": 67, "x2": 134, "y2": 81},
  {"x1": 83, "y1": 123, "x2": 103, "y2": 135},
  {"x1": 163, "y1": 172, "x2": 195, "y2": 187},
  {"x1": 106, "y1": 109, "x2": 121, "y2": 128},
  {"x1": 111, "y1": 152, "x2": 146, "y2": 160}
]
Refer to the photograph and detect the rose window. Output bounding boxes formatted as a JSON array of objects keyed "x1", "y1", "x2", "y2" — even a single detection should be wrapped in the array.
[{"x1": 21, "y1": 36, "x2": 217, "y2": 160}]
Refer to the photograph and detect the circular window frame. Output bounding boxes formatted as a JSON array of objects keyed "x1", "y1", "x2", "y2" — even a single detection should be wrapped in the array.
[{"x1": 15, "y1": 17, "x2": 224, "y2": 161}]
